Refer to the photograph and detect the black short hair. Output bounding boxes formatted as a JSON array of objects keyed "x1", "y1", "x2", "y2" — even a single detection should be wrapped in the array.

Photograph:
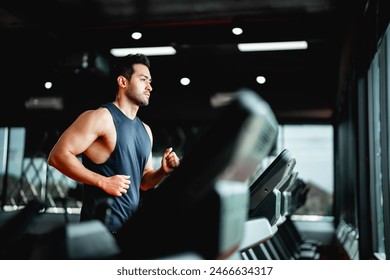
[{"x1": 111, "y1": 53, "x2": 151, "y2": 80}]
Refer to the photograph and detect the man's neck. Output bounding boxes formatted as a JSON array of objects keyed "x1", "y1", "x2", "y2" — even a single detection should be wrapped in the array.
[{"x1": 113, "y1": 99, "x2": 139, "y2": 120}]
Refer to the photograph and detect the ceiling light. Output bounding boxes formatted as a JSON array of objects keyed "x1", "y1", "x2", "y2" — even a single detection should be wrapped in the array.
[
  {"x1": 131, "y1": 32, "x2": 142, "y2": 40},
  {"x1": 180, "y1": 77, "x2": 190, "y2": 86},
  {"x1": 238, "y1": 41, "x2": 308, "y2": 52},
  {"x1": 256, "y1": 76, "x2": 266, "y2": 84},
  {"x1": 110, "y1": 46, "x2": 176, "y2": 57},
  {"x1": 232, "y1": 27, "x2": 243, "y2": 35},
  {"x1": 44, "y1": 81, "x2": 53, "y2": 89}
]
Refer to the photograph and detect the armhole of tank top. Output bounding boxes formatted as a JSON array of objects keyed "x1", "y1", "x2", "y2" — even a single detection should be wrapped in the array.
[
  {"x1": 140, "y1": 119, "x2": 153, "y2": 148},
  {"x1": 103, "y1": 104, "x2": 119, "y2": 156}
]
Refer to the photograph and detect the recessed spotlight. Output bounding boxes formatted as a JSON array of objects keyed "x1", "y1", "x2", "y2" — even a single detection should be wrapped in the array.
[
  {"x1": 180, "y1": 77, "x2": 190, "y2": 86},
  {"x1": 256, "y1": 76, "x2": 266, "y2": 84},
  {"x1": 232, "y1": 27, "x2": 243, "y2": 35},
  {"x1": 132, "y1": 32, "x2": 142, "y2": 40},
  {"x1": 44, "y1": 81, "x2": 53, "y2": 89}
]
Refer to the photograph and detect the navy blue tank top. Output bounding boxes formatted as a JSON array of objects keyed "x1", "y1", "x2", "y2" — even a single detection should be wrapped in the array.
[{"x1": 80, "y1": 103, "x2": 152, "y2": 231}]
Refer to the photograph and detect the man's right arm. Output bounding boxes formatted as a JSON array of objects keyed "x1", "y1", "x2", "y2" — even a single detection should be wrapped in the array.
[{"x1": 48, "y1": 110, "x2": 130, "y2": 196}]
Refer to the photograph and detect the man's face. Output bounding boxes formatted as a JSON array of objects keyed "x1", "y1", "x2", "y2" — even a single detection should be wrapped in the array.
[{"x1": 126, "y1": 63, "x2": 152, "y2": 106}]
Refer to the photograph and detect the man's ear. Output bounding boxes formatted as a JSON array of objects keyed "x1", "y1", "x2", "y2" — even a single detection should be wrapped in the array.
[{"x1": 117, "y1": 76, "x2": 127, "y2": 87}]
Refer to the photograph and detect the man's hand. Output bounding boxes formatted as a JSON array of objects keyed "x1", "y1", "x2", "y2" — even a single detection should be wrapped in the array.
[
  {"x1": 102, "y1": 175, "x2": 131, "y2": 196},
  {"x1": 161, "y1": 147, "x2": 180, "y2": 174}
]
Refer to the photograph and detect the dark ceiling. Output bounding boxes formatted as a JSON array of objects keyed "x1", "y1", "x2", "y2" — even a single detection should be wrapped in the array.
[{"x1": 0, "y1": 0, "x2": 369, "y2": 129}]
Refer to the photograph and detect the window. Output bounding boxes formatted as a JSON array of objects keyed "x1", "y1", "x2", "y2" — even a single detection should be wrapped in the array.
[{"x1": 277, "y1": 124, "x2": 334, "y2": 216}]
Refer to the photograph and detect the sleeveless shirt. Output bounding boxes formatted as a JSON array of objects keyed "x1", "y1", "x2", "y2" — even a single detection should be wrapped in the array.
[{"x1": 80, "y1": 103, "x2": 152, "y2": 232}]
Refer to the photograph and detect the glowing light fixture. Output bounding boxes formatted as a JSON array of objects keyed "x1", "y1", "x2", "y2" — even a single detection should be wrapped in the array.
[
  {"x1": 238, "y1": 41, "x2": 308, "y2": 52},
  {"x1": 44, "y1": 81, "x2": 53, "y2": 89},
  {"x1": 180, "y1": 77, "x2": 190, "y2": 86},
  {"x1": 110, "y1": 46, "x2": 176, "y2": 57},
  {"x1": 131, "y1": 32, "x2": 142, "y2": 40},
  {"x1": 256, "y1": 76, "x2": 266, "y2": 84},
  {"x1": 232, "y1": 27, "x2": 243, "y2": 35}
]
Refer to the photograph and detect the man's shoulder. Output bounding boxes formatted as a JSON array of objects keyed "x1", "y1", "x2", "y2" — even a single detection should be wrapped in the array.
[{"x1": 78, "y1": 106, "x2": 112, "y2": 122}]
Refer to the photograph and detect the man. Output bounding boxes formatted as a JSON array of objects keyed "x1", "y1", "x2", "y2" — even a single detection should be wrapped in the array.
[{"x1": 48, "y1": 53, "x2": 180, "y2": 232}]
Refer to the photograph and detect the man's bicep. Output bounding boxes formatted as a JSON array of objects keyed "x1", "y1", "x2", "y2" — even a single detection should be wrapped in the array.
[{"x1": 58, "y1": 112, "x2": 101, "y2": 156}]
